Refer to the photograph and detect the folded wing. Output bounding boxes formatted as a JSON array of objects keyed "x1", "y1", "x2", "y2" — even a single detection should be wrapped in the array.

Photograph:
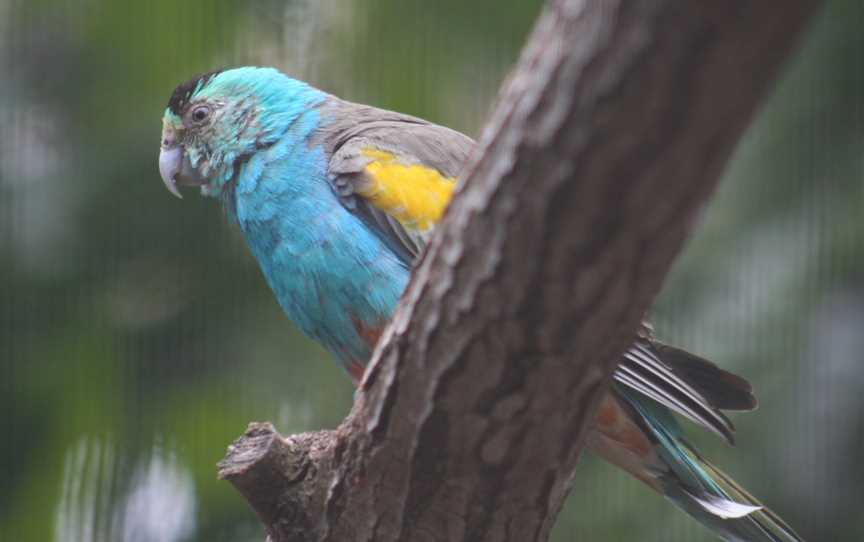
[
  {"x1": 320, "y1": 99, "x2": 757, "y2": 445},
  {"x1": 322, "y1": 101, "x2": 473, "y2": 265}
]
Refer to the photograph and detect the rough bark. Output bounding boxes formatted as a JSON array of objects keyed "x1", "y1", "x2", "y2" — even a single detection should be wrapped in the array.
[{"x1": 218, "y1": 1, "x2": 823, "y2": 541}]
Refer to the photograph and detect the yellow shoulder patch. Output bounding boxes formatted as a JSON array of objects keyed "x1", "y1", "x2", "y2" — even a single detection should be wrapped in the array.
[{"x1": 358, "y1": 149, "x2": 456, "y2": 232}]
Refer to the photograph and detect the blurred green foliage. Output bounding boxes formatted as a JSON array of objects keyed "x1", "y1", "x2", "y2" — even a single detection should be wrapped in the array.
[{"x1": 1, "y1": 1, "x2": 861, "y2": 541}]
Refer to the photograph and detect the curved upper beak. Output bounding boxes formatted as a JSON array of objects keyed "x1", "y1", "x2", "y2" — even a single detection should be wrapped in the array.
[
  {"x1": 159, "y1": 125, "x2": 207, "y2": 198},
  {"x1": 159, "y1": 145, "x2": 184, "y2": 199}
]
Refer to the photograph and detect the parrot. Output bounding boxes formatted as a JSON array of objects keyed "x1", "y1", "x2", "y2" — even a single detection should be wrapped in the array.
[{"x1": 158, "y1": 66, "x2": 803, "y2": 542}]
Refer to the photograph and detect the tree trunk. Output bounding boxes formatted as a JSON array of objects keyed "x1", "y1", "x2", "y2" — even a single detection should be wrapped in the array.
[{"x1": 217, "y1": 1, "x2": 823, "y2": 541}]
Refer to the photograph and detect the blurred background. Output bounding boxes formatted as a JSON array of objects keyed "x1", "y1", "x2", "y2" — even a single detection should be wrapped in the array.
[{"x1": 1, "y1": 0, "x2": 861, "y2": 540}]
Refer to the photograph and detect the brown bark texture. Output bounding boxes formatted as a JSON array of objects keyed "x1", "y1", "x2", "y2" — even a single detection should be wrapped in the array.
[{"x1": 217, "y1": 1, "x2": 823, "y2": 541}]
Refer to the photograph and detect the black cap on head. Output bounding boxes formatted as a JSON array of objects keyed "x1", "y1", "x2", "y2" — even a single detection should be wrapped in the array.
[{"x1": 167, "y1": 70, "x2": 223, "y2": 116}]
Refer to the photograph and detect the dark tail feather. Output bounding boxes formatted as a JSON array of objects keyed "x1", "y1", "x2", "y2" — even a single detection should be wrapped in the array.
[{"x1": 655, "y1": 343, "x2": 758, "y2": 411}]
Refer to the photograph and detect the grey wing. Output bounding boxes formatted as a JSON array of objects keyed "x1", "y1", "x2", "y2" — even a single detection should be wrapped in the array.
[
  {"x1": 319, "y1": 100, "x2": 475, "y2": 266},
  {"x1": 318, "y1": 103, "x2": 753, "y2": 443}
]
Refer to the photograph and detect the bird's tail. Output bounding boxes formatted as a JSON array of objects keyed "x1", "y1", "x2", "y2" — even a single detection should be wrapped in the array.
[{"x1": 621, "y1": 389, "x2": 804, "y2": 542}]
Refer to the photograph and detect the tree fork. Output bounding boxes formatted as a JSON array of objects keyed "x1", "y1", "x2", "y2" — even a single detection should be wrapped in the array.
[{"x1": 218, "y1": 1, "x2": 824, "y2": 541}]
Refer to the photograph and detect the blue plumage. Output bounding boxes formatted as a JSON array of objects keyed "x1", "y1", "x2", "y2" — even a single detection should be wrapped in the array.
[
  {"x1": 235, "y1": 132, "x2": 408, "y2": 365},
  {"x1": 158, "y1": 66, "x2": 804, "y2": 542},
  {"x1": 199, "y1": 69, "x2": 410, "y2": 367}
]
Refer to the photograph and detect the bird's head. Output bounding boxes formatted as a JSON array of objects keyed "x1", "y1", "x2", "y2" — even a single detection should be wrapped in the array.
[{"x1": 158, "y1": 67, "x2": 322, "y2": 199}]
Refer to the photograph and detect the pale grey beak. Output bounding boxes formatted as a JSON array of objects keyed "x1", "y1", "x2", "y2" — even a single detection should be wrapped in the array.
[
  {"x1": 159, "y1": 146, "x2": 184, "y2": 199},
  {"x1": 159, "y1": 142, "x2": 208, "y2": 198}
]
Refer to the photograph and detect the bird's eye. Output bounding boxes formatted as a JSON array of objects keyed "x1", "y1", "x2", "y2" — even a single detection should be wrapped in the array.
[{"x1": 191, "y1": 105, "x2": 210, "y2": 123}]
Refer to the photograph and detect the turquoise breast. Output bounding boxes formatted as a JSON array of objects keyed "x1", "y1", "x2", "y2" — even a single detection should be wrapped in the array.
[{"x1": 231, "y1": 107, "x2": 409, "y2": 367}]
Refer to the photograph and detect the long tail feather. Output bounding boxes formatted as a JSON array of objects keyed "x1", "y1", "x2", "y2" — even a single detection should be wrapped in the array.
[
  {"x1": 696, "y1": 457, "x2": 804, "y2": 542},
  {"x1": 616, "y1": 387, "x2": 804, "y2": 542}
]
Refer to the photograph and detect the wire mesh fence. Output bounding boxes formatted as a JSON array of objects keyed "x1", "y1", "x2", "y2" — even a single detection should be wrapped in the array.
[{"x1": 0, "y1": 1, "x2": 862, "y2": 540}]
